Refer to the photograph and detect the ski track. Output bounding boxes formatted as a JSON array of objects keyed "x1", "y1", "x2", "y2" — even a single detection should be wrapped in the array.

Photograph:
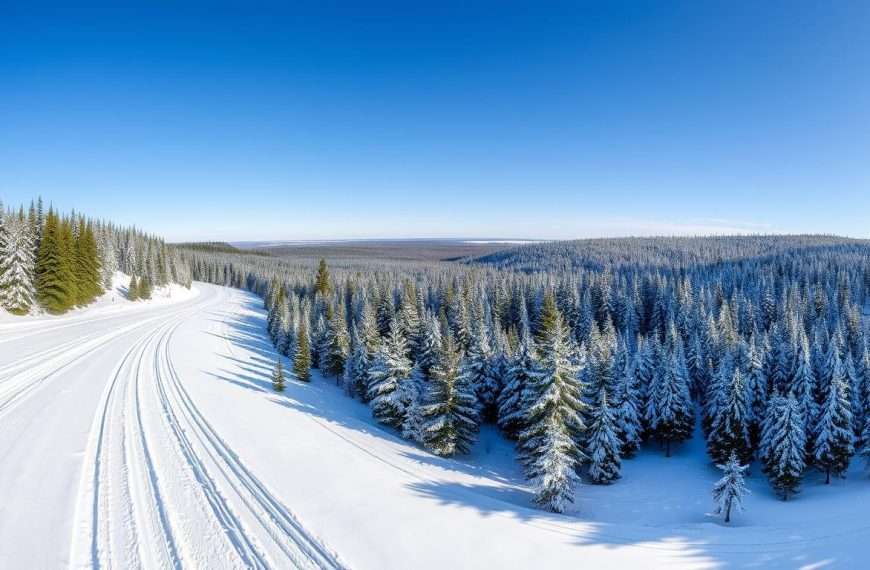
[{"x1": 68, "y1": 287, "x2": 342, "y2": 570}]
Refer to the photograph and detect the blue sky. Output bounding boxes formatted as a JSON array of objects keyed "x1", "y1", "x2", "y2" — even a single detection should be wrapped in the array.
[{"x1": 1, "y1": 2, "x2": 868, "y2": 241}]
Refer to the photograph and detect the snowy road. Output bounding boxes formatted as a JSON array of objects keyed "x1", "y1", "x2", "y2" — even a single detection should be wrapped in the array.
[
  {"x1": 2, "y1": 283, "x2": 867, "y2": 569},
  {"x1": 0, "y1": 284, "x2": 341, "y2": 569}
]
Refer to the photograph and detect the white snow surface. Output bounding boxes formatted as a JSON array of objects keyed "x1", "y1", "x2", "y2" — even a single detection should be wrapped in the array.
[{"x1": 1, "y1": 282, "x2": 868, "y2": 569}]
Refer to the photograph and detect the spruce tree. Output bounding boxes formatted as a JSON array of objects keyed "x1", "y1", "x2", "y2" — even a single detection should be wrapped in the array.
[
  {"x1": 0, "y1": 213, "x2": 36, "y2": 314},
  {"x1": 293, "y1": 320, "x2": 312, "y2": 382},
  {"x1": 35, "y1": 210, "x2": 76, "y2": 313},
  {"x1": 421, "y1": 334, "x2": 480, "y2": 456},
  {"x1": 707, "y1": 368, "x2": 752, "y2": 465},
  {"x1": 139, "y1": 275, "x2": 153, "y2": 300},
  {"x1": 344, "y1": 327, "x2": 371, "y2": 399},
  {"x1": 586, "y1": 389, "x2": 622, "y2": 484},
  {"x1": 612, "y1": 337, "x2": 642, "y2": 457},
  {"x1": 649, "y1": 340, "x2": 694, "y2": 457},
  {"x1": 761, "y1": 393, "x2": 806, "y2": 500},
  {"x1": 272, "y1": 360, "x2": 286, "y2": 392},
  {"x1": 322, "y1": 306, "x2": 350, "y2": 378},
  {"x1": 74, "y1": 220, "x2": 102, "y2": 305},
  {"x1": 712, "y1": 452, "x2": 749, "y2": 523},
  {"x1": 497, "y1": 325, "x2": 535, "y2": 438},
  {"x1": 128, "y1": 275, "x2": 140, "y2": 301},
  {"x1": 367, "y1": 323, "x2": 413, "y2": 428},
  {"x1": 812, "y1": 358, "x2": 854, "y2": 484},
  {"x1": 518, "y1": 295, "x2": 586, "y2": 513},
  {"x1": 464, "y1": 318, "x2": 500, "y2": 421},
  {"x1": 314, "y1": 258, "x2": 331, "y2": 296}
]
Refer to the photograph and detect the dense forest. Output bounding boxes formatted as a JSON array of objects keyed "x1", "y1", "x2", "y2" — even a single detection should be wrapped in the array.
[
  {"x1": 0, "y1": 198, "x2": 190, "y2": 315},
  {"x1": 180, "y1": 236, "x2": 870, "y2": 512}
]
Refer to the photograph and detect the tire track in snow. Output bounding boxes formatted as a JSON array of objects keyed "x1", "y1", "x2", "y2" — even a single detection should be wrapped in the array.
[
  {"x1": 154, "y1": 296, "x2": 344, "y2": 568},
  {"x1": 0, "y1": 314, "x2": 168, "y2": 418},
  {"x1": 70, "y1": 296, "x2": 218, "y2": 569},
  {"x1": 71, "y1": 286, "x2": 344, "y2": 569}
]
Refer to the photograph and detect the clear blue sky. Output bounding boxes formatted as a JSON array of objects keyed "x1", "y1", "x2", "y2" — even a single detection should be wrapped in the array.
[{"x1": 1, "y1": 1, "x2": 868, "y2": 241}]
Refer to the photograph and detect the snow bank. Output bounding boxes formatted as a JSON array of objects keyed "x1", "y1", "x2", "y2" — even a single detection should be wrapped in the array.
[{"x1": 0, "y1": 272, "x2": 198, "y2": 326}]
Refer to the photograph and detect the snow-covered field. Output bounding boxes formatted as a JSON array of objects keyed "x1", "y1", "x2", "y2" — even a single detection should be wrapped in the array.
[{"x1": 1, "y1": 282, "x2": 867, "y2": 568}]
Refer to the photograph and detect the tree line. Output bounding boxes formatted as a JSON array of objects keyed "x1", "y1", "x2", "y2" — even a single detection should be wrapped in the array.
[
  {"x1": 182, "y1": 237, "x2": 870, "y2": 513},
  {"x1": 0, "y1": 198, "x2": 191, "y2": 315}
]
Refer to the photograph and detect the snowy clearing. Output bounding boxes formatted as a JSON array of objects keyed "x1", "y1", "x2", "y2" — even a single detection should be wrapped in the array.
[{"x1": 1, "y1": 282, "x2": 867, "y2": 568}]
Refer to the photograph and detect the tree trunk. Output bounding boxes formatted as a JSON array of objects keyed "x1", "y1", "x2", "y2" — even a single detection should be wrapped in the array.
[
  {"x1": 665, "y1": 440, "x2": 671, "y2": 458},
  {"x1": 724, "y1": 501, "x2": 731, "y2": 523},
  {"x1": 826, "y1": 468, "x2": 831, "y2": 484}
]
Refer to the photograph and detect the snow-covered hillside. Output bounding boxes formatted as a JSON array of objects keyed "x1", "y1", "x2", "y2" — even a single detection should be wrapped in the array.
[{"x1": 1, "y1": 282, "x2": 867, "y2": 568}]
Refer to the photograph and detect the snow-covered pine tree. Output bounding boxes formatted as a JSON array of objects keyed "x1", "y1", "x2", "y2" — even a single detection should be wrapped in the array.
[
  {"x1": 612, "y1": 336, "x2": 642, "y2": 458},
  {"x1": 586, "y1": 389, "x2": 621, "y2": 484},
  {"x1": 518, "y1": 294, "x2": 586, "y2": 513},
  {"x1": 812, "y1": 353, "x2": 854, "y2": 484},
  {"x1": 416, "y1": 312, "x2": 442, "y2": 378},
  {"x1": 464, "y1": 317, "x2": 500, "y2": 422},
  {"x1": 497, "y1": 322, "x2": 535, "y2": 439},
  {"x1": 421, "y1": 334, "x2": 480, "y2": 456},
  {"x1": 400, "y1": 367, "x2": 427, "y2": 443},
  {"x1": 650, "y1": 337, "x2": 694, "y2": 457},
  {"x1": 791, "y1": 331, "x2": 818, "y2": 432},
  {"x1": 322, "y1": 306, "x2": 350, "y2": 379},
  {"x1": 0, "y1": 213, "x2": 36, "y2": 314},
  {"x1": 745, "y1": 333, "x2": 768, "y2": 448},
  {"x1": 712, "y1": 452, "x2": 749, "y2": 523},
  {"x1": 707, "y1": 368, "x2": 752, "y2": 465},
  {"x1": 367, "y1": 322, "x2": 413, "y2": 429},
  {"x1": 761, "y1": 392, "x2": 806, "y2": 500},
  {"x1": 293, "y1": 319, "x2": 312, "y2": 382},
  {"x1": 344, "y1": 326, "x2": 371, "y2": 399},
  {"x1": 272, "y1": 360, "x2": 286, "y2": 392}
]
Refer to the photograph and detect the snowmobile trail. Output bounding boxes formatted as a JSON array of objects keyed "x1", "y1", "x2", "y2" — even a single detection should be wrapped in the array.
[{"x1": 67, "y1": 285, "x2": 342, "y2": 570}]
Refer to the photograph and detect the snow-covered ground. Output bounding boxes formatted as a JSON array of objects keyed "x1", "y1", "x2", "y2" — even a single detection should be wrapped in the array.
[{"x1": 1, "y1": 283, "x2": 867, "y2": 569}]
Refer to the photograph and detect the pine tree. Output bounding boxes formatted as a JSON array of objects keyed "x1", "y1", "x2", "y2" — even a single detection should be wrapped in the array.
[
  {"x1": 272, "y1": 360, "x2": 286, "y2": 392},
  {"x1": 416, "y1": 312, "x2": 442, "y2": 377},
  {"x1": 0, "y1": 213, "x2": 36, "y2": 314},
  {"x1": 812, "y1": 358, "x2": 854, "y2": 484},
  {"x1": 586, "y1": 389, "x2": 622, "y2": 484},
  {"x1": 712, "y1": 452, "x2": 749, "y2": 523},
  {"x1": 344, "y1": 327, "x2": 371, "y2": 399},
  {"x1": 707, "y1": 368, "x2": 752, "y2": 465},
  {"x1": 612, "y1": 337, "x2": 642, "y2": 457},
  {"x1": 518, "y1": 295, "x2": 586, "y2": 513},
  {"x1": 293, "y1": 320, "x2": 312, "y2": 382},
  {"x1": 497, "y1": 325, "x2": 535, "y2": 438},
  {"x1": 314, "y1": 258, "x2": 331, "y2": 297},
  {"x1": 367, "y1": 323, "x2": 413, "y2": 428},
  {"x1": 139, "y1": 275, "x2": 153, "y2": 300},
  {"x1": 128, "y1": 275, "x2": 140, "y2": 301},
  {"x1": 421, "y1": 334, "x2": 480, "y2": 456},
  {"x1": 761, "y1": 393, "x2": 806, "y2": 500},
  {"x1": 464, "y1": 318, "x2": 500, "y2": 421},
  {"x1": 35, "y1": 210, "x2": 76, "y2": 313},
  {"x1": 649, "y1": 340, "x2": 695, "y2": 457},
  {"x1": 74, "y1": 220, "x2": 102, "y2": 305},
  {"x1": 400, "y1": 368, "x2": 427, "y2": 443},
  {"x1": 322, "y1": 306, "x2": 350, "y2": 378}
]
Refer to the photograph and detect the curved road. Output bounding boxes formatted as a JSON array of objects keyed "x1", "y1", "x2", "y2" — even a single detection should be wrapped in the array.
[{"x1": 0, "y1": 284, "x2": 341, "y2": 569}]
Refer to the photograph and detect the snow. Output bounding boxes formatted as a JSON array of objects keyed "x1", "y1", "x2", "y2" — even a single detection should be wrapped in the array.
[
  {"x1": 2, "y1": 282, "x2": 869, "y2": 568},
  {"x1": 0, "y1": 271, "x2": 198, "y2": 327}
]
